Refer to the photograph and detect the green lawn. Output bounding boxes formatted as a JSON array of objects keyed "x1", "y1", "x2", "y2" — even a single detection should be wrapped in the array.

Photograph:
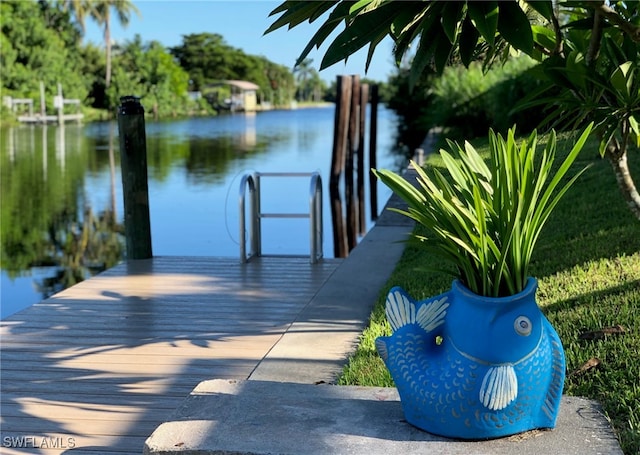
[{"x1": 338, "y1": 132, "x2": 640, "y2": 454}]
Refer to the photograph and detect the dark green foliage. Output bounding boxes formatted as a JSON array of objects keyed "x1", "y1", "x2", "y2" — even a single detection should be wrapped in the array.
[
  {"x1": 106, "y1": 36, "x2": 193, "y2": 115},
  {"x1": 267, "y1": 1, "x2": 550, "y2": 87},
  {"x1": 424, "y1": 57, "x2": 549, "y2": 140},
  {"x1": 1, "y1": 0, "x2": 89, "y2": 107},
  {"x1": 384, "y1": 56, "x2": 549, "y2": 147},
  {"x1": 383, "y1": 68, "x2": 435, "y2": 153},
  {"x1": 169, "y1": 33, "x2": 296, "y2": 107},
  {"x1": 269, "y1": 0, "x2": 640, "y2": 219},
  {"x1": 169, "y1": 33, "x2": 245, "y2": 91}
]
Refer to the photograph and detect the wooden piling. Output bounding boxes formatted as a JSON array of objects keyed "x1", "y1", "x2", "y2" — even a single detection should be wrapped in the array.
[
  {"x1": 357, "y1": 83, "x2": 368, "y2": 235},
  {"x1": 369, "y1": 84, "x2": 379, "y2": 221},
  {"x1": 330, "y1": 76, "x2": 352, "y2": 258},
  {"x1": 345, "y1": 75, "x2": 360, "y2": 252},
  {"x1": 330, "y1": 77, "x2": 379, "y2": 256},
  {"x1": 117, "y1": 96, "x2": 153, "y2": 259}
]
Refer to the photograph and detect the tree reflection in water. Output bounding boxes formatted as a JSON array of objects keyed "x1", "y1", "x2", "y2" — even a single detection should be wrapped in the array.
[
  {"x1": 1, "y1": 124, "x2": 124, "y2": 306},
  {"x1": 34, "y1": 207, "x2": 124, "y2": 298}
]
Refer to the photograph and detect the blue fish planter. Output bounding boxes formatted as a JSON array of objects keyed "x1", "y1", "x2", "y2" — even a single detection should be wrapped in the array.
[{"x1": 376, "y1": 278, "x2": 565, "y2": 440}]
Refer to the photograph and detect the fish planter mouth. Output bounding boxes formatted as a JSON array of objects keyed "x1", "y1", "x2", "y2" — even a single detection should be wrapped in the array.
[
  {"x1": 452, "y1": 277, "x2": 538, "y2": 304},
  {"x1": 376, "y1": 277, "x2": 565, "y2": 440}
]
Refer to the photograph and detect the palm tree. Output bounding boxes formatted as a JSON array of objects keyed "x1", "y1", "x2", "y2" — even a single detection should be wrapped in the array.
[
  {"x1": 64, "y1": 0, "x2": 140, "y2": 88},
  {"x1": 293, "y1": 58, "x2": 314, "y2": 102}
]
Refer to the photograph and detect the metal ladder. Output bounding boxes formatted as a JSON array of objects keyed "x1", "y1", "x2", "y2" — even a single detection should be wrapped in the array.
[{"x1": 239, "y1": 171, "x2": 323, "y2": 264}]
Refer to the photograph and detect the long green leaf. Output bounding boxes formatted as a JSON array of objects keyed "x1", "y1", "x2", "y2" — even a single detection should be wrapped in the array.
[
  {"x1": 440, "y1": 1, "x2": 464, "y2": 44},
  {"x1": 459, "y1": 14, "x2": 480, "y2": 67},
  {"x1": 267, "y1": 2, "x2": 348, "y2": 67},
  {"x1": 392, "y1": 4, "x2": 439, "y2": 65},
  {"x1": 524, "y1": 0, "x2": 554, "y2": 20},
  {"x1": 265, "y1": 1, "x2": 335, "y2": 33},
  {"x1": 610, "y1": 62, "x2": 634, "y2": 102},
  {"x1": 408, "y1": 23, "x2": 440, "y2": 87},
  {"x1": 349, "y1": 0, "x2": 379, "y2": 15},
  {"x1": 538, "y1": 123, "x2": 593, "y2": 214},
  {"x1": 373, "y1": 168, "x2": 425, "y2": 208},
  {"x1": 321, "y1": 4, "x2": 396, "y2": 69},
  {"x1": 433, "y1": 25, "x2": 454, "y2": 74},
  {"x1": 440, "y1": 150, "x2": 471, "y2": 192},
  {"x1": 467, "y1": 1, "x2": 498, "y2": 47},
  {"x1": 390, "y1": 2, "x2": 430, "y2": 37}
]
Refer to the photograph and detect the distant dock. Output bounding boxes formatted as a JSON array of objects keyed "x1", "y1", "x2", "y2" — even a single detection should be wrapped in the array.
[
  {"x1": 3, "y1": 81, "x2": 84, "y2": 125},
  {"x1": 15, "y1": 113, "x2": 84, "y2": 124}
]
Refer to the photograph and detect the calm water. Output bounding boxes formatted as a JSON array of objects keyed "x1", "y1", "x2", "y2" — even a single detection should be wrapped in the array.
[{"x1": 1, "y1": 106, "x2": 406, "y2": 318}]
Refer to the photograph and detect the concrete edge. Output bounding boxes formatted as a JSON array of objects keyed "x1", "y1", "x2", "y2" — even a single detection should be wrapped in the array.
[
  {"x1": 248, "y1": 224, "x2": 412, "y2": 384},
  {"x1": 144, "y1": 379, "x2": 623, "y2": 455}
]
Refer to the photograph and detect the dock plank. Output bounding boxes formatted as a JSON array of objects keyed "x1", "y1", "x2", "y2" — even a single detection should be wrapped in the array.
[{"x1": 1, "y1": 256, "x2": 342, "y2": 454}]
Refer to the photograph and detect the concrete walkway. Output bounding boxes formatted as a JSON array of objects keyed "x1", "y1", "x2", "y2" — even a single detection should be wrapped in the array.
[
  {"x1": 145, "y1": 380, "x2": 622, "y2": 455},
  {"x1": 144, "y1": 186, "x2": 624, "y2": 455}
]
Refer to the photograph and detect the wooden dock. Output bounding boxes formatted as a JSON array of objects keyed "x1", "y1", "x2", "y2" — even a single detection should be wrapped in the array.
[
  {"x1": 4, "y1": 82, "x2": 84, "y2": 125},
  {"x1": 0, "y1": 256, "x2": 342, "y2": 454}
]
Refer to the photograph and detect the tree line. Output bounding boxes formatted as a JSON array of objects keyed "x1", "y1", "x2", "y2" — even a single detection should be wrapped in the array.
[{"x1": 0, "y1": 0, "x2": 334, "y2": 121}]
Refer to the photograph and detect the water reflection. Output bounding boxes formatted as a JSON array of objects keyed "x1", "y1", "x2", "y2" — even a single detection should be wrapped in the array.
[
  {"x1": 1, "y1": 107, "x2": 403, "y2": 318},
  {"x1": 1, "y1": 124, "x2": 125, "y2": 313},
  {"x1": 1, "y1": 124, "x2": 124, "y2": 318}
]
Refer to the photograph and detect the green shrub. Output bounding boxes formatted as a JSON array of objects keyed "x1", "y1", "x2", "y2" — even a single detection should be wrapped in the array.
[
  {"x1": 384, "y1": 68, "x2": 436, "y2": 153},
  {"x1": 426, "y1": 56, "x2": 545, "y2": 139}
]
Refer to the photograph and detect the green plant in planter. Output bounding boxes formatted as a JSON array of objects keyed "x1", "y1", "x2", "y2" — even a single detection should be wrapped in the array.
[
  {"x1": 372, "y1": 124, "x2": 594, "y2": 439},
  {"x1": 374, "y1": 123, "x2": 594, "y2": 298}
]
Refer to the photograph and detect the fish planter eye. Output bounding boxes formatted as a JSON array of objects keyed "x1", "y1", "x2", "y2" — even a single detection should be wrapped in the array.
[{"x1": 514, "y1": 316, "x2": 532, "y2": 336}]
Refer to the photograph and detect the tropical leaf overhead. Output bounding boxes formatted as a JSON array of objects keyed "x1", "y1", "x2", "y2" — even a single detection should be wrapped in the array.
[
  {"x1": 267, "y1": 1, "x2": 640, "y2": 219},
  {"x1": 267, "y1": 0, "x2": 548, "y2": 81}
]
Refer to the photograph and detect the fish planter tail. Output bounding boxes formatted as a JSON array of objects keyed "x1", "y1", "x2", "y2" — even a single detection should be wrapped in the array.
[{"x1": 375, "y1": 278, "x2": 566, "y2": 440}]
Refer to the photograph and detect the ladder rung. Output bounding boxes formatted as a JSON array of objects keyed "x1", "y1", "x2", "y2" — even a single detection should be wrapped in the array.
[
  {"x1": 257, "y1": 172, "x2": 315, "y2": 177},
  {"x1": 260, "y1": 213, "x2": 310, "y2": 219}
]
